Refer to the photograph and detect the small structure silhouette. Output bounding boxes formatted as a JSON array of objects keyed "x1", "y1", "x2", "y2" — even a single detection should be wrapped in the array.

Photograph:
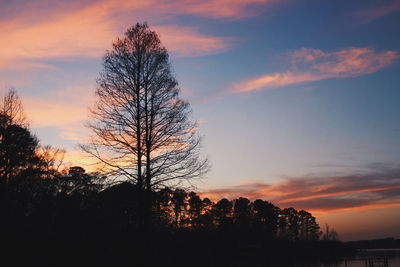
[{"x1": 344, "y1": 256, "x2": 389, "y2": 267}]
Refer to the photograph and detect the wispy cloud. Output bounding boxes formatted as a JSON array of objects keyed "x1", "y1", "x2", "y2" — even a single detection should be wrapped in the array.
[
  {"x1": 155, "y1": 0, "x2": 278, "y2": 19},
  {"x1": 0, "y1": 60, "x2": 55, "y2": 71},
  {"x1": 153, "y1": 25, "x2": 230, "y2": 57},
  {"x1": 232, "y1": 47, "x2": 398, "y2": 93},
  {"x1": 62, "y1": 149, "x2": 101, "y2": 171},
  {"x1": 354, "y1": 0, "x2": 400, "y2": 24},
  {"x1": 21, "y1": 85, "x2": 96, "y2": 167},
  {"x1": 1, "y1": 0, "x2": 277, "y2": 22},
  {"x1": 19, "y1": 85, "x2": 92, "y2": 150},
  {"x1": 23, "y1": 85, "x2": 93, "y2": 128},
  {"x1": 0, "y1": 0, "x2": 279, "y2": 69},
  {"x1": 202, "y1": 165, "x2": 400, "y2": 214}
]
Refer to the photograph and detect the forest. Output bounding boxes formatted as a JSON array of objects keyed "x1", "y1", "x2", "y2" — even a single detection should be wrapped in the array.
[
  {"x1": 0, "y1": 90, "x2": 350, "y2": 266},
  {"x1": 0, "y1": 23, "x2": 351, "y2": 266}
]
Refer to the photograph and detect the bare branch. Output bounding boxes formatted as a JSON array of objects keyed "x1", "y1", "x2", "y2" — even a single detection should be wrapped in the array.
[{"x1": 81, "y1": 23, "x2": 209, "y2": 190}]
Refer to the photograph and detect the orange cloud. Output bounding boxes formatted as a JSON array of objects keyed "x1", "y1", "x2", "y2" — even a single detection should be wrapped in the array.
[
  {"x1": 232, "y1": 47, "x2": 398, "y2": 93},
  {"x1": 62, "y1": 149, "x2": 100, "y2": 172},
  {"x1": 0, "y1": 4, "x2": 113, "y2": 61},
  {"x1": 1, "y1": 0, "x2": 276, "y2": 23},
  {"x1": 280, "y1": 185, "x2": 400, "y2": 204},
  {"x1": 0, "y1": 0, "x2": 280, "y2": 69},
  {"x1": 202, "y1": 166, "x2": 400, "y2": 214},
  {"x1": 313, "y1": 201, "x2": 400, "y2": 215},
  {"x1": 317, "y1": 205, "x2": 400, "y2": 241},
  {"x1": 23, "y1": 85, "x2": 93, "y2": 128},
  {"x1": 0, "y1": 60, "x2": 55, "y2": 71},
  {"x1": 17, "y1": 85, "x2": 95, "y2": 159},
  {"x1": 154, "y1": 25, "x2": 229, "y2": 57},
  {"x1": 232, "y1": 72, "x2": 322, "y2": 93}
]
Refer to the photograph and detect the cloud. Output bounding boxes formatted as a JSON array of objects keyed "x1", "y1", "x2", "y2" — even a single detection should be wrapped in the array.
[
  {"x1": 232, "y1": 47, "x2": 398, "y2": 93},
  {"x1": 155, "y1": 0, "x2": 277, "y2": 19},
  {"x1": 0, "y1": 60, "x2": 55, "y2": 71},
  {"x1": 21, "y1": 85, "x2": 96, "y2": 150},
  {"x1": 62, "y1": 149, "x2": 100, "y2": 172},
  {"x1": 0, "y1": 0, "x2": 280, "y2": 69},
  {"x1": 202, "y1": 165, "x2": 400, "y2": 214},
  {"x1": 153, "y1": 25, "x2": 230, "y2": 57},
  {"x1": 354, "y1": 0, "x2": 400, "y2": 24},
  {"x1": 23, "y1": 85, "x2": 93, "y2": 128},
  {"x1": 1, "y1": 0, "x2": 276, "y2": 22}
]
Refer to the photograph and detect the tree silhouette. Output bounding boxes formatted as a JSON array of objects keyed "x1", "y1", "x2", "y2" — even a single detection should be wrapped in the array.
[
  {"x1": 298, "y1": 210, "x2": 320, "y2": 241},
  {"x1": 214, "y1": 198, "x2": 233, "y2": 228},
  {"x1": 322, "y1": 224, "x2": 339, "y2": 241},
  {"x1": 171, "y1": 188, "x2": 187, "y2": 228},
  {"x1": 199, "y1": 197, "x2": 214, "y2": 228},
  {"x1": 82, "y1": 23, "x2": 208, "y2": 191},
  {"x1": 187, "y1": 191, "x2": 203, "y2": 228},
  {"x1": 0, "y1": 90, "x2": 42, "y2": 180},
  {"x1": 279, "y1": 207, "x2": 300, "y2": 241},
  {"x1": 233, "y1": 197, "x2": 252, "y2": 229},
  {"x1": 253, "y1": 199, "x2": 279, "y2": 238},
  {"x1": 0, "y1": 88, "x2": 27, "y2": 126},
  {"x1": 53, "y1": 166, "x2": 104, "y2": 195}
]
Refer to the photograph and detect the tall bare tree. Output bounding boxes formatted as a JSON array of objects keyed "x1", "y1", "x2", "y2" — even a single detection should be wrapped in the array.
[{"x1": 82, "y1": 23, "x2": 209, "y2": 191}]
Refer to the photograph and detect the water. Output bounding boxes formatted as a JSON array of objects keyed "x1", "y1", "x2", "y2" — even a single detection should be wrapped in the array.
[
  {"x1": 227, "y1": 248, "x2": 400, "y2": 266},
  {"x1": 237, "y1": 249, "x2": 400, "y2": 266},
  {"x1": 323, "y1": 249, "x2": 400, "y2": 267}
]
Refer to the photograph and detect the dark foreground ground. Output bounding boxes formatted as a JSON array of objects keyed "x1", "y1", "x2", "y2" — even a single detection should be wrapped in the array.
[{"x1": 3, "y1": 234, "x2": 352, "y2": 267}]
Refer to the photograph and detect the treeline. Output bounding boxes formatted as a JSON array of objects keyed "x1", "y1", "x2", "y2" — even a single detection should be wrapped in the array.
[
  {"x1": 1, "y1": 165, "x2": 322, "y2": 243},
  {"x1": 154, "y1": 188, "x2": 322, "y2": 241},
  {"x1": 1, "y1": 172, "x2": 350, "y2": 266},
  {"x1": 0, "y1": 90, "x2": 350, "y2": 265},
  {"x1": 347, "y1": 238, "x2": 400, "y2": 249}
]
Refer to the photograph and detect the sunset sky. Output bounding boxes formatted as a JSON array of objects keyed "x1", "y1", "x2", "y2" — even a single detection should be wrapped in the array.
[{"x1": 1, "y1": 0, "x2": 400, "y2": 241}]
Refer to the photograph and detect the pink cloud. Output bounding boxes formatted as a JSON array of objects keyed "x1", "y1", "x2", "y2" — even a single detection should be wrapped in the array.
[
  {"x1": 232, "y1": 72, "x2": 322, "y2": 93},
  {"x1": 202, "y1": 166, "x2": 400, "y2": 214},
  {"x1": 1, "y1": 0, "x2": 276, "y2": 22},
  {"x1": 62, "y1": 149, "x2": 101, "y2": 172},
  {"x1": 0, "y1": 0, "x2": 280, "y2": 69},
  {"x1": 154, "y1": 25, "x2": 230, "y2": 57},
  {"x1": 0, "y1": 60, "x2": 55, "y2": 71},
  {"x1": 232, "y1": 47, "x2": 398, "y2": 93},
  {"x1": 156, "y1": 0, "x2": 277, "y2": 19},
  {"x1": 354, "y1": 0, "x2": 400, "y2": 24},
  {"x1": 23, "y1": 85, "x2": 93, "y2": 128}
]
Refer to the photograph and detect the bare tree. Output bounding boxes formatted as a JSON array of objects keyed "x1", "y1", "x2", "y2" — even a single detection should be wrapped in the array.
[
  {"x1": 0, "y1": 88, "x2": 27, "y2": 127},
  {"x1": 0, "y1": 89, "x2": 39, "y2": 179},
  {"x1": 0, "y1": 89, "x2": 66, "y2": 180},
  {"x1": 81, "y1": 23, "x2": 209, "y2": 191}
]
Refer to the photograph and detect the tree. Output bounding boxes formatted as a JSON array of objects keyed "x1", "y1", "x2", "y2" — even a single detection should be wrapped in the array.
[
  {"x1": 82, "y1": 23, "x2": 208, "y2": 191},
  {"x1": 187, "y1": 191, "x2": 203, "y2": 228},
  {"x1": 279, "y1": 207, "x2": 301, "y2": 241},
  {"x1": 53, "y1": 166, "x2": 104, "y2": 195},
  {"x1": 0, "y1": 119, "x2": 41, "y2": 179},
  {"x1": 298, "y1": 210, "x2": 320, "y2": 241},
  {"x1": 233, "y1": 197, "x2": 252, "y2": 229},
  {"x1": 0, "y1": 89, "x2": 42, "y2": 180},
  {"x1": 0, "y1": 88, "x2": 27, "y2": 127},
  {"x1": 253, "y1": 199, "x2": 279, "y2": 238},
  {"x1": 213, "y1": 198, "x2": 233, "y2": 228},
  {"x1": 322, "y1": 224, "x2": 338, "y2": 241},
  {"x1": 171, "y1": 188, "x2": 187, "y2": 228}
]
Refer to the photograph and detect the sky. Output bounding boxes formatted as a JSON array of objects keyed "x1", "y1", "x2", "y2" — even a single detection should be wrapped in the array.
[{"x1": 1, "y1": 0, "x2": 400, "y2": 241}]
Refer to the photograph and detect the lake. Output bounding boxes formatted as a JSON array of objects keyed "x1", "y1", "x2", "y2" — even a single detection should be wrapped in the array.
[{"x1": 321, "y1": 249, "x2": 400, "y2": 267}]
